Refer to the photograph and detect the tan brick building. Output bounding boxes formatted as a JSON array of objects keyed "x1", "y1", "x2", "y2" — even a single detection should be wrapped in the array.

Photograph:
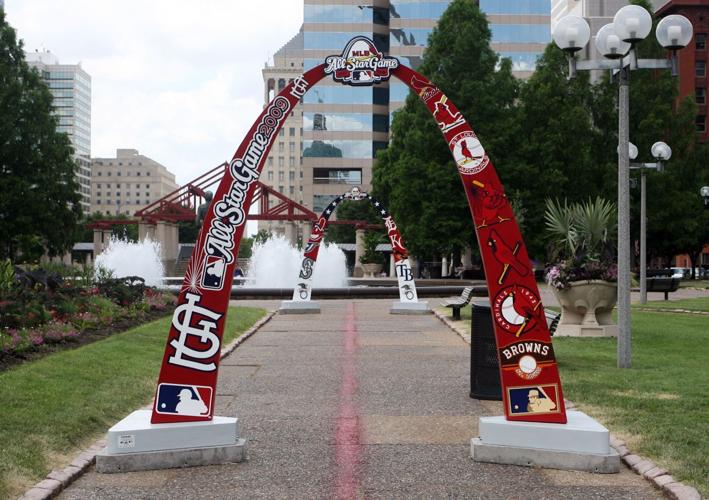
[{"x1": 90, "y1": 149, "x2": 179, "y2": 216}]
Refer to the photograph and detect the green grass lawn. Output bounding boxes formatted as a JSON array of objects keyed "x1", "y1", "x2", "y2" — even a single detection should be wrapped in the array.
[
  {"x1": 554, "y1": 312, "x2": 708, "y2": 495},
  {"x1": 679, "y1": 279, "x2": 709, "y2": 289},
  {"x1": 0, "y1": 306, "x2": 267, "y2": 499},
  {"x1": 437, "y1": 304, "x2": 708, "y2": 494},
  {"x1": 634, "y1": 296, "x2": 709, "y2": 312}
]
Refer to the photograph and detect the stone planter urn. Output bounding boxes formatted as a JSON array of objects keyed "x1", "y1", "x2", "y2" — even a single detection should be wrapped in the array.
[
  {"x1": 361, "y1": 263, "x2": 383, "y2": 278},
  {"x1": 551, "y1": 280, "x2": 619, "y2": 337}
]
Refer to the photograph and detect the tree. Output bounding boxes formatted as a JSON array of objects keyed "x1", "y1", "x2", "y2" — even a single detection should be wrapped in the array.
[
  {"x1": 324, "y1": 199, "x2": 381, "y2": 243},
  {"x1": 0, "y1": 11, "x2": 82, "y2": 261},
  {"x1": 373, "y1": 0, "x2": 519, "y2": 259},
  {"x1": 77, "y1": 212, "x2": 139, "y2": 242},
  {"x1": 513, "y1": 45, "x2": 615, "y2": 258}
]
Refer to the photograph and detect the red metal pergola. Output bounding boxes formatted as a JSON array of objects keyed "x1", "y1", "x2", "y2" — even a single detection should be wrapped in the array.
[{"x1": 87, "y1": 162, "x2": 380, "y2": 230}]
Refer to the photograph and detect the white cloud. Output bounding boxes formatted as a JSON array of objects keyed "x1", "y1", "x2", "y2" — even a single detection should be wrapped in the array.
[{"x1": 6, "y1": 0, "x2": 303, "y2": 185}]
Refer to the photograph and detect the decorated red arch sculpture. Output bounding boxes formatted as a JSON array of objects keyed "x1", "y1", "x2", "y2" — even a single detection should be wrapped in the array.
[
  {"x1": 151, "y1": 36, "x2": 567, "y2": 425},
  {"x1": 291, "y1": 187, "x2": 419, "y2": 305}
]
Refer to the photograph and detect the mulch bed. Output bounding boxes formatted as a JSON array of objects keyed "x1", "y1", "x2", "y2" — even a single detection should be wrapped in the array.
[{"x1": 0, "y1": 306, "x2": 175, "y2": 372}]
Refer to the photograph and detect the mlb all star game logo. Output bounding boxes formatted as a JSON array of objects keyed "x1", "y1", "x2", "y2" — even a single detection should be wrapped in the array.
[{"x1": 325, "y1": 36, "x2": 399, "y2": 86}]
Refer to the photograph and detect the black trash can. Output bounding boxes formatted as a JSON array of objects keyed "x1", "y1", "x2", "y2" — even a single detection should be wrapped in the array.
[{"x1": 470, "y1": 299, "x2": 502, "y2": 400}]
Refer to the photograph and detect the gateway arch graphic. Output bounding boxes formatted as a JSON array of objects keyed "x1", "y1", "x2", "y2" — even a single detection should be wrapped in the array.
[
  {"x1": 291, "y1": 187, "x2": 419, "y2": 304},
  {"x1": 151, "y1": 36, "x2": 567, "y2": 425}
]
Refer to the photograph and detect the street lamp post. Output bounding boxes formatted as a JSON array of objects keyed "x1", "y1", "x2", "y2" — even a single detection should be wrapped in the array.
[
  {"x1": 553, "y1": 6, "x2": 692, "y2": 368},
  {"x1": 629, "y1": 141, "x2": 672, "y2": 304}
]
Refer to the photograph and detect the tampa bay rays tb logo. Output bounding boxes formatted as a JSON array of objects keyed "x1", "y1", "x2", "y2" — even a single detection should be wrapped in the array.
[{"x1": 168, "y1": 293, "x2": 222, "y2": 372}]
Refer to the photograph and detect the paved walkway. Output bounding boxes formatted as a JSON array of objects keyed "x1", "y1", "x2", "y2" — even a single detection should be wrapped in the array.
[{"x1": 61, "y1": 299, "x2": 659, "y2": 499}]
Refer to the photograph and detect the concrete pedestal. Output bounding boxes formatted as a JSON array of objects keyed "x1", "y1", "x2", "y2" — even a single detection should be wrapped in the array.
[
  {"x1": 279, "y1": 300, "x2": 321, "y2": 314},
  {"x1": 471, "y1": 411, "x2": 619, "y2": 473},
  {"x1": 390, "y1": 301, "x2": 430, "y2": 315},
  {"x1": 96, "y1": 410, "x2": 246, "y2": 473}
]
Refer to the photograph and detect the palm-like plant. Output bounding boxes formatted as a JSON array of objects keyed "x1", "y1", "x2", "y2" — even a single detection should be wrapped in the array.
[{"x1": 544, "y1": 197, "x2": 618, "y2": 289}]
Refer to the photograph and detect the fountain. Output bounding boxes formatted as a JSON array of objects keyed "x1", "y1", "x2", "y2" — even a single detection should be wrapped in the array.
[
  {"x1": 246, "y1": 235, "x2": 347, "y2": 289},
  {"x1": 94, "y1": 236, "x2": 165, "y2": 287}
]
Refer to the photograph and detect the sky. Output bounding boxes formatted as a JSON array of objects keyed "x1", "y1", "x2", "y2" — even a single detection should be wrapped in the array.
[{"x1": 6, "y1": 0, "x2": 304, "y2": 187}]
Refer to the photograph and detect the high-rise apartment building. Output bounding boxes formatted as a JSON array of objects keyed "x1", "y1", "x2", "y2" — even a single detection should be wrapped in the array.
[
  {"x1": 260, "y1": 0, "x2": 552, "y2": 234},
  {"x1": 656, "y1": 0, "x2": 709, "y2": 141},
  {"x1": 90, "y1": 149, "x2": 179, "y2": 216},
  {"x1": 26, "y1": 50, "x2": 92, "y2": 211}
]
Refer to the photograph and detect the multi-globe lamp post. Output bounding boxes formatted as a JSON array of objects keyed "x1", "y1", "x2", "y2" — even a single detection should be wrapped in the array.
[
  {"x1": 628, "y1": 141, "x2": 672, "y2": 304},
  {"x1": 553, "y1": 6, "x2": 693, "y2": 368}
]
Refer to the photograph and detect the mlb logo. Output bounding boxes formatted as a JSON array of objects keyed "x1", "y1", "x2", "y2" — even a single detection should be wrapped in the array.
[
  {"x1": 155, "y1": 383, "x2": 212, "y2": 417},
  {"x1": 202, "y1": 255, "x2": 226, "y2": 290},
  {"x1": 508, "y1": 384, "x2": 559, "y2": 416}
]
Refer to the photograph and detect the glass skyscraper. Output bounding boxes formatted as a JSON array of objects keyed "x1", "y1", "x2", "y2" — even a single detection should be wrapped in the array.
[
  {"x1": 261, "y1": 0, "x2": 550, "y2": 234},
  {"x1": 26, "y1": 50, "x2": 92, "y2": 211}
]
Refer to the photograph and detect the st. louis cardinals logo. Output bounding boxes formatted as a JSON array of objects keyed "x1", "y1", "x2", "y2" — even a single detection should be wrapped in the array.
[
  {"x1": 492, "y1": 285, "x2": 542, "y2": 337},
  {"x1": 471, "y1": 179, "x2": 511, "y2": 229},
  {"x1": 168, "y1": 293, "x2": 222, "y2": 372},
  {"x1": 410, "y1": 75, "x2": 439, "y2": 102},
  {"x1": 450, "y1": 130, "x2": 489, "y2": 175},
  {"x1": 433, "y1": 95, "x2": 465, "y2": 133},
  {"x1": 486, "y1": 230, "x2": 529, "y2": 285}
]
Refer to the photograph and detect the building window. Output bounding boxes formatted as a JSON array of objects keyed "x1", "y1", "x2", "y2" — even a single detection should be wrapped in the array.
[
  {"x1": 146, "y1": 172, "x2": 150, "y2": 176},
  {"x1": 98, "y1": 171, "x2": 102, "y2": 176},
  {"x1": 107, "y1": 171, "x2": 112, "y2": 176},
  {"x1": 267, "y1": 171, "x2": 274, "y2": 181},
  {"x1": 278, "y1": 171, "x2": 284, "y2": 181},
  {"x1": 289, "y1": 156, "x2": 295, "y2": 167},
  {"x1": 117, "y1": 171, "x2": 121, "y2": 176},
  {"x1": 289, "y1": 142, "x2": 295, "y2": 153},
  {"x1": 289, "y1": 171, "x2": 295, "y2": 181},
  {"x1": 289, "y1": 127, "x2": 295, "y2": 136},
  {"x1": 137, "y1": 172, "x2": 141, "y2": 176},
  {"x1": 279, "y1": 129, "x2": 285, "y2": 137},
  {"x1": 697, "y1": 88, "x2": 706, "y2": 105},
  {"x1": 268, "y1": 157, "x2": 274, "y2": 167},
  {"x1": 697, "y1": 33, "x2": 707, "y2": 50},
  {"x1": 96, "y1": 191, "x2": 101, "y2": 197},
  {"x1": 289, "y1": 186, "x2": 295, "y2": 195},
  {"x1": 279, "y1": 142, "x2": 284, "y2": 153},
  {"x1": 696, "y1": 61, "x2": 706, "y2": 77},
  {"x1": 145, "y1": 192, "x2": 149, "y2": 197},
  {"x1": 96, "y1": 199, "x2": 101, "y2": 205},
  {"x1": 697, "y1": 115, "x2": 706, "y2": 132},
  {"x1": 278, "y1": 185, "x2": 284, "y2": 193},
  {"x1": 278, "y1": 157, "x2": 284, "y2": 168},
  {"x1": 116, "y1": 191, "x2": 121, "y2": 197},
  {"x1": 97, "y1": 183, "x2": 102, "y2": 188}
]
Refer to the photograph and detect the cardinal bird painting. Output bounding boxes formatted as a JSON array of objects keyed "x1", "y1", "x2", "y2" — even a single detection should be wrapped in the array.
[
  {"x1": 487, "y1": 230, "x2": 529, "y2": 285},
  {"x1": 471, "y1": 180, "x2": 511, "y2": 228}
]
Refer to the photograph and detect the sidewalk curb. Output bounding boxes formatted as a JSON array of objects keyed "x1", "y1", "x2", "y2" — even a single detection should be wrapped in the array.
[
  {"x1": 433, "y1": 307, "x2": 703, "y2": 500},
  {"x1": 19, "y1": 308, "x2": 277, "y2": 500}
]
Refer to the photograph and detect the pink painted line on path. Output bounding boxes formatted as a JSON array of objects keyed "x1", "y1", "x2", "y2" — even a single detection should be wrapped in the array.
[{"x1": 334, "y1": 302, "x2": 362, "y2": 500}]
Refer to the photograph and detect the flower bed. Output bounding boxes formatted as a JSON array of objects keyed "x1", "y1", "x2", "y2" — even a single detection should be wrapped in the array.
[{"x1": 0, "y1": 261, "x2": 175, "y2": 365}]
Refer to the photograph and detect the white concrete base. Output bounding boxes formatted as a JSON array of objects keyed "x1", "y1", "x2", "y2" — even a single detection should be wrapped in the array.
[
  {"x1": 471, "y1": 411, "x2": 620, "y2": 473},
  {"x1": 554, "y1": 324, "x2": 619, "y2": 337},
  {"x1": 390, "y1": 301, "x2": 430, "y2": 315},
  {"x1": 279, "y1": 300, "x2": 321, "y2": 314},
  {"x1": 96, "y1": 410, "x2": 245, "y2": 473}
]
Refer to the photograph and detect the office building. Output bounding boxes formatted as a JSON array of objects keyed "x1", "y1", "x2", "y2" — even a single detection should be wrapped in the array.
[
  {"x1": 260, "y1": 0, "x2": 552, "y2": 234},
  {"x1": 26, "y1": 50, "x2": 92, "y2": 211},
  {"x1": 551, "y1": 0, "x2": 667, "y2": 80},
  {"x1": 90, "y1": 149, "x2": 179, "y2": 216},
  {"x1": 656, "y1": 0, "x2": 709, "y2": 141}
]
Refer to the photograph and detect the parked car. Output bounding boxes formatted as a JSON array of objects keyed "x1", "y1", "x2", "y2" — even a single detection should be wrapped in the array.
[{"x1": 669, "y1": 267, "x2": 688, "y2": 279}]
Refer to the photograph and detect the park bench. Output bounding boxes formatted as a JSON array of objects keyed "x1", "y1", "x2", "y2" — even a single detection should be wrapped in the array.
[
  {"x1": 443, "y1": 286, "x2": 475, "y2": 320},
  {"x1": 646, "y1": 277, "x2": 680, "y2": 300}
]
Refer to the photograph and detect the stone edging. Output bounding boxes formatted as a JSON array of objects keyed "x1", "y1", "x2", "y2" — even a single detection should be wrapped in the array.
[
  {"x1": 433, "y1": 307, "x2": 703, "y2": 500},
  {"x1": 19, "y1": 309, "x2": 277, "y2": 500}
]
